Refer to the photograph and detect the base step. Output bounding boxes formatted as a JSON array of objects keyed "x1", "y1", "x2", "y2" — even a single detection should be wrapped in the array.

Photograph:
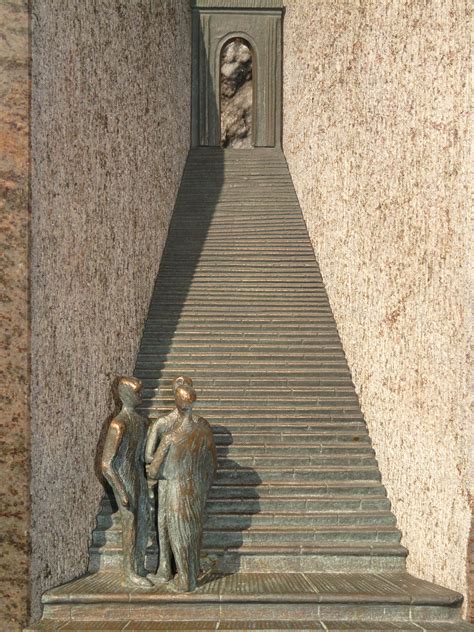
[
  {"x1": 26, "y1": 622, "x2": 474, "y2": 631},
  {"x1": 35, "y1": 572, "x2": 469, "y2": 628}
]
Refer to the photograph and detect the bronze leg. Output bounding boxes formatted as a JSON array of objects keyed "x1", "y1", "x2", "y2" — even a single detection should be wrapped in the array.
[
  {"x1": 189, "y1": 546, "x2": 199, "y2": 591},
  {"x1": 155, "y1": 481, "x2": 173, "y2": 582},
  {"x1": 171, "y1": 534, "x2": 191, "y2": 592},
  {"x1": 120, "y1": 506, "x2": 152, "y2": 589},
  {"x1": 135, "y1": 493, "x2": 149, "y2": 577}
]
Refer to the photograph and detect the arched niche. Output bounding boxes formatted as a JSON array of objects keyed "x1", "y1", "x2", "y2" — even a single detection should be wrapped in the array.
[
  {"x1": 191, "y1": 0, "x2": 283, "y2": 148},
  {"x1": 219, "y1": 36, "x2": 255, "y2": 148}
]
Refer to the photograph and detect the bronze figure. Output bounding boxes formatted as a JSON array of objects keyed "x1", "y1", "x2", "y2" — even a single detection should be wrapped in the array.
[
  {"x1": 145, "y1": 376, "x2": 194, "y2": 565},
  {"x1": 101, "y1": 377, "x2": 152, "y2": 588},
  {"x1": 146, "y1": 379, "x2": 217, "y2": 592}
]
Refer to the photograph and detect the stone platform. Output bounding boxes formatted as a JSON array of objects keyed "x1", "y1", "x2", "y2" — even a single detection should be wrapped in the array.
[{"x1": 26, "y1": 571, "x2": 473, "y2": 631}]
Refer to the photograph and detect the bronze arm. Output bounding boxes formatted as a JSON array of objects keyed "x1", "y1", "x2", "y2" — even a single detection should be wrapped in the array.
[
  {"x1": 102, "y1": 419, "x2": 129, "y2": 508},
  {"x1": 145, "y1": 415, "x2": 171, "y2": 464},
  {"x1": 146, "y1": 436, "x2": 171, "y2": 481}
]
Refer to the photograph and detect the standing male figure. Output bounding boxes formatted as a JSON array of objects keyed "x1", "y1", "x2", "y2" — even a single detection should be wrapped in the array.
[
  {"x1": 101, "y1": 376, "x2": 152, "y2": 588},
  {"x1": 146, "y1": 380, "x2": 217, "y2": 592}
]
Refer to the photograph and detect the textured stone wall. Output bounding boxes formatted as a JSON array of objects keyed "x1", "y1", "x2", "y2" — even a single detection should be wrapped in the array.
[
  {"x1": 0, "y1": 1, "x2": 29, "y2": 628},
  {"x1": 30, "y1": 0, "x2": 191, "y2": 621},
  {"x1": 283, "y1": 0, "x2": 472, "y2": 608}
]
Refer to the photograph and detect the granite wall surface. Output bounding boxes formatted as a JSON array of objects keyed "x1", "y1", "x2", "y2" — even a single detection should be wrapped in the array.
[
  {"x1": 30, "y1": 0, "x2": 191, "y2": 621},
  {"x1": 283, "y1": 0, "x2": 472, "y2": 609},
  {"x1": 0, "y1": 0, "x2": 29, "y2": 628}
]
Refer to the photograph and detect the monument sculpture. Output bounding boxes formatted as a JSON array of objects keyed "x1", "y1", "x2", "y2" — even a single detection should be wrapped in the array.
[
  {"x1": 101, "y1": 374, "x2": 217, "y2": 593},
  {"x1": 146, "y1": 380, "x2": 217, "y2": 592},
  {"x1": 101, "y1": 376, "x2": 153, "y2": 588}
]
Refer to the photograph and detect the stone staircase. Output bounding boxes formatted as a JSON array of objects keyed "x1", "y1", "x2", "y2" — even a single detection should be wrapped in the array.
[
  {"x1": 133, "y1": 148, "x2": 405, "y2": 575},
  {"x1": 31, "y1": 148, "x2": 472, "y2": 631}
]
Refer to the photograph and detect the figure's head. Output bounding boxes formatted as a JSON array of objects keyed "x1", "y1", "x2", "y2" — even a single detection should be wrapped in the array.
[
  {"x1": 117, "y1": 376, "x2": 142, "y2": 408},
  {"x1": 172, "y1": 375, "x2": 193, "y2": 392},
  {"x1": 175, "y1": 384, "x2": 197, "y2": 412}
]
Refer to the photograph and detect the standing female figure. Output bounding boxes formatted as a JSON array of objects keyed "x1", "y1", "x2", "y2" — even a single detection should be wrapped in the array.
[{"x1": 146, "y1": 382, "x2": 217, "y2": 592}]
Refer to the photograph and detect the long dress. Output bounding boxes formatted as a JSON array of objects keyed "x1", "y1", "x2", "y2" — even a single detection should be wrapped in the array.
[{"x1": 156, "y1": 416, "x2": 217, "y2": 589}]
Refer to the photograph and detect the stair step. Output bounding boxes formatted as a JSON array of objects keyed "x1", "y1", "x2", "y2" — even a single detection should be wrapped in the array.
[
  {"x1": 210, "y1": 432, "x2": 371, "y2": 446},
  {"x1": 143, "y1": 318, "x2": 338, "y2": 325},
  {"x1": 208, "y1": 482, "x2": 386, "y2": 498},
  {"x1": 140, "y1": 341, "x2": 343, "y2": 351},
  {"x1": 92, "y1": 525, "x2": 401, "y2": 549},
  {"x1": 214, "y1": 466, "x2": 381, "y2": 484},
  {"x1": 216, "y1": 452, "x2": 375, "y2": 463},
  {"x1": 145, "y1": 302, "x2": 332, "y2": 308},
  {"x1": 143, "y1": 320, "x2": 338, "y2": 328},
  {"x1": 155, "y1": 265, "x2": 320, "y2": 271},
  {"x1": 215, "y1": 426, "x2": 366, "y2": 434},
  {"x1": 145, "y1": 421, "x2": 365, "y2": 431},
  {"x1": 216, "y1": 455, "x2": 377, "y2": 467},
  {"x1": 137, "y1": 362, "x2": 349, "y2": 371},
  {"x1": 164, "y1": 238, "x2": 310, "y2": 245},
  {"x1": 98, "y1": 495, "x2": 391, "y2": 518},
  {"x1": 140, "y1": 331, "x2": 340, "y2": 339},
  {"x1": 142, "y1": 331, "x2": 339, "y2": 340},
  {"x1": 142, "y1": 326, "x2": 339, "y2": 334},
  {"x1": 187, "y1": 426, "x2": 368, "y2": 437},
  {"x1": 148, "y1": 389, "x2": 356, "y2": 399},
  {"x1": 173, "y1": 210, "x2": 305, "y2": 217},
  {"x1": 140, "y1": 377, "x2": 353, "y2": 387},
  {"x1": 139, "y1": 352, "x2": 348, "y2": 362},
  {"x1": 203, "y1": 525, "x2": 401, "y2": 546},
  {"x1": 150, "y1": 287, "x2": 328, "y2": 294},
  {"x1": 146, "y1": 410, "x2": 364, "y2": 420},
  {"x1": 88, "y1": 541, "x2": 407, "y2": 558},
  {"x1": 195, "y1": 396, "x2": 356, "y2": 409},
  {"x1": 205, "y1": 512, "x2": 397, "y2": 528},
  {"x1": 147, "y1": 299, "x2": 334, "y2": 307},
  {"x1": 146, "y1": 401, "x2": 361, "y2": 411},
  {"x1": 97, "y1": 510, "x2": 396, "y2": 531},
  {"x1": 202, "y1": 544, "x2": 408, "y2": 573},
  {"x1": 161, "y1": 255, "x2": 317, "y2": 262},
  {"x1": 138, "y1": 372, "x2": 352, "y2": 382},
  {"x1": 144, "y1": 312, "x2": 335, "y2": 320},
  {"x1": 144, "y1": 410, "x2": 362, "y2": 421},
  {"x1": 206, "y1": 497, "x2": 392, "y2": 512},
  {"x1": 151, "y1": 291, "x2": 328, "y2": 297},
  {"x1": 148, "y1": 381, "x2": 354, "y2": 391},
  {"x1": 214, "y1": 444, "x2": 375, "y2": 456},
  {"x1": 153, "y1": 277, "x2": 326, "y2": 284},
  {"x1": 148, "y1": 399, "x2": 358, "y2": 408}
]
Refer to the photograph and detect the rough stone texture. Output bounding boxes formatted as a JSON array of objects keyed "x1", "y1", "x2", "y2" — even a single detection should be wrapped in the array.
[
  {"x1": 470, "y1": 511, "x2": 474, "y2": 622},
  {"x1": 283, "y1": 0, "x2": 472, "y2": 613},
  {"x1": 30, "y1": 0, "x2": 191, "y2": 622},
  {"x1": 220, "y1": 39, "x2": 253, "y2": 148},
  {"x1": 0, "y1": 1, "x2": 30, "y2": 629}
]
